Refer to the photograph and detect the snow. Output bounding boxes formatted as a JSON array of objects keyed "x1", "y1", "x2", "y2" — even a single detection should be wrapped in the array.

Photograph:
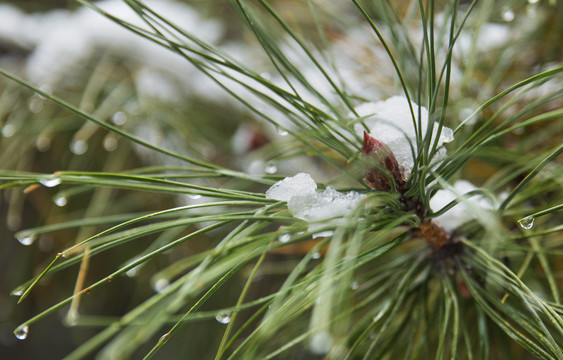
[
  {"x1": 430, "y1": 180, "x2": 497, "y2": 231},
  {"x1": 266, "y1": 173, "x2": 365, "y2": 237},
  {"x1": 354, "y1": 96, "x2": 454, "y2": 178}
]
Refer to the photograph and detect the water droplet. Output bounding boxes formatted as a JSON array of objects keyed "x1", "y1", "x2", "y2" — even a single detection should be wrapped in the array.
[
  {"x1": 189, "y1": 194, "x2": 202, "y2": 200},
  {"x1": 58, "y1": 252, "x2": 67, "y2": 258},
  {"x1": 54, "y1": 195, "x2": 67, "y2": 207},
  {"x1": 2, "y1": 124, "x2": 16, "y2": 137},
  {"x1": 527, "y1": 0, "x2": 538, "y2": 3},
  {"x1": 277, "y1": 128, "x2": 289, "y2": 136},
  {"x1": 159, "y1": 333, "x2": 170, "y2": 343},
  {"x1": 11, "y1": 287, "x2": 24, "y2": 296},
  {"x1": 518, "y1": 216, "x2": 534, "y2": 230},
  {"x1": 14, "y1": 325, "x2": 28, "y2": 340},
  {"x1": 126, "y1": 266, "x2": 140, "y2": 277},
  {"x1": 70, "y1": 140, "x2": 88, "y2": 155},
  {"x1": 153, "y1": 278, "x2": 169, "y2": 293},
  {"x1": 215, "y1": 312, "x2": 232, "y2": 324},
  {"x1": 264, "y1": 161, "x2": 278, "y2": 174},
  {"x1": 39, "y1": 176, "x2": 61, "y2": 188},
  {"x1": 111, "y1": 111, "x2": 127, "y2": 125},
  {"x1": 502, "y1": 8, "x2": 515, "y2": 22},
  {"x1": 103, "y1": 134, "x2": 118, "y2": 151},
  {"x1": 37, "y1": 84, "x2": 52, "y2": 99},
  {"x1": 29, "y1": 98, "x2": 44, "y2": 113},
  {"x1": 65, "y1": 312, "x2": 78, "y2": 326},
  {"x1": 278, "y1": 233, "x2": 291, "y2": 243},
  {"x1": 312, "y1": 251, "x2": 321, "y2": 260},
  {"x1": 16, "y1": 232, "x2": 36, "y2": 246},
  {"x1": 350, "y1": 281, "x2": 359, "y2": 290}
]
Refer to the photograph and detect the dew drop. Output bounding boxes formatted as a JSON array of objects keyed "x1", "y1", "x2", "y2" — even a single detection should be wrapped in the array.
[
  {"x1": 39, "y1": 176, "x2": 61, "y2": 188},
  {"x1": 278, "y1": 233, "x2": 291, "y2": 243},
  {"x1": 153, "y1": 278, "x2": 170, "y2": 293},
  {"x1": 14, "y1": 325, "x2": 28, "y2": 340},
  {"x1": 264, "y1": 161, "x2": 278, "y2": 174},
  {"x1": 312, "y1": 251, "x2": 321, "y2": 260},
  {"x1": 189, "y1": 194, "x2": 202, "y2": 200},
  {"x1": 518, "y1": 216, "x2": 534, "y2": 230},
  {"x1": 16, "y1": 232, "x2": 36, "y2": 246},
  {"x1": 527, "y1": 0, "x2": 538, "y2": 3},
  {"x1": 350, "y1": 281, "x2": 359, "y2": 290},
  {"x1": 277, "y1": 128, "x2": 289, "y2": 136},
  {"x1": 54, "y1": 195, "x2": 68, "y2": 207},
  {"x1": 215, "y1": 312, "x2": 232, "y2": 324},
  {"x1": 111, "y1": 111, "x2": 128, "y2": 125},
  {"x1": 502, "y1": 8, "x2": 515, "y2": 22},
  {"x1": 70, "y1": 140, "x2": 88, "y2": 155}
]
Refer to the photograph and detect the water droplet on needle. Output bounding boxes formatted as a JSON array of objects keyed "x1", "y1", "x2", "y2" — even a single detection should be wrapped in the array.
[{"x1": 518, "y1": 216, "x2": 534, "y2": 230}]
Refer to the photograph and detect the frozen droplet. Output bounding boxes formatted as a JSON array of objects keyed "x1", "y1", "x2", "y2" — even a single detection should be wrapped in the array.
[
  {"x1": 350, "y1": 281, "x2": 359, "y2": 290},
  {"x1": 70, "y1": 140, "x2": 88, "y2": 155},
  {"x1": 189, "y1": 194, "x2": 202, "y2": 200},
  {"x1": 16, "y1": 232, "x2": 36, "y2": 246},
  {"x1": 39, "y1": 176, "x2": 61, "y2": 188},
  {"x1": 14, "y1": 325, "x2": 28, "y2": 340},
  {"x1": 153, "y1": 278, "x2": 170, "y2": 293},
  {"x1": 215, "y1": 312, "x2": 232, "y2": 324},
  {"x1": 502, "y1": 9, "x2": 515, "y2": 22},
  {"x1": 54, "y1": 195, "x2": 67, "y2": 207},
  {"x1": 111, "y1": 111, "x2": 127, "y2": 125},
  {"x1": 103, "y1": 135, "x2": 118, "y2": 151},
  {"x1": 277, "y1": 128, "x2": 289, "y2": 136},
  {"x1": 11, "y1": 287, "x2": 25, "y2": 296},
  {"x1": 278, "y1": 233, "x2": 291, "y2": 243},
  {"x1": 309, "y1": 331, "x2": 332, "y2": 355},
  {"x1": 312, "y1": 251, "x2": 321, "y2": 260},
  {"x1": 264, "y1": 161, "x2": 278, "y2": 174},
  {"x1": 29, "y1": 98, "x2": 44, "y2": 113},
  {"x1": 518, "y1": 216, "x2": 534, "y2": 230},
  {"x1": 2, "y1": 124, "x2": 16, "y2": 137}
]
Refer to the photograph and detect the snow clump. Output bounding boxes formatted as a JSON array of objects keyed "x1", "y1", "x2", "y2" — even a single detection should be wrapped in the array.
[
  {"x1": 266, "y1": 173, "x2": 366, "y2": 238},
  {"x1": 354, "y1": 96, "x2": 454, "y2": 179},
  {"x1": 430, "y1": 180, "x2": 501, "y2": 232}
]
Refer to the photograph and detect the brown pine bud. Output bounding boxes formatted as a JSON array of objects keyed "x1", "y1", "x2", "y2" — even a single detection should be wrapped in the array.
[{"x1": 362, "y1": 131, "x2": 405, "y2": 192}]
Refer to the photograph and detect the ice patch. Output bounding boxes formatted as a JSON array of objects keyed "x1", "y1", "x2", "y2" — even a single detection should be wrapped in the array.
[{"x1": 266, "y1": 173, "x2": 365, "y2": 237}]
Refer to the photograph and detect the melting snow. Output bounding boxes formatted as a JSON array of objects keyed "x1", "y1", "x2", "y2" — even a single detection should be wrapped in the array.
[
  {"x1": 430, "y1": 180, "x2": 499, "y2": 231},
  {"x1": 266, "y1": 173, "x2": 365, "y2": 237},
  {"x1": 354, "y1": 96, "x2": 454, "y2": 179}
]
